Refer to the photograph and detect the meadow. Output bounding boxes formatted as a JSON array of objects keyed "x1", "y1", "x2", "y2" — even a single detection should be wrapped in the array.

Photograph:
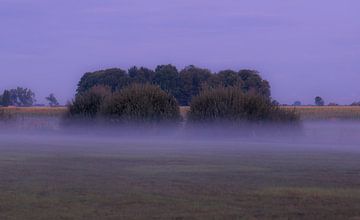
[
  {"x1": 0, "y1": 133, "x2": 359, "y2": 220},
  {"x1": 2, "y1": 106, "x2": 360, "y2": 121},
  {"x1": 1, "y1": 106, "x2": 360, "y2": 219}
]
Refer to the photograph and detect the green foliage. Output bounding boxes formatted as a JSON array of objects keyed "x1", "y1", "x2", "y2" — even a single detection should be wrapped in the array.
[
  {"x1": 189, "y1": 86, "x2": 298, "y2": 123},
  {"x1": 128, "y1": 66, "x2": 155, "y2": 84},
  {"x1": 77, "y1": 68, "x2": 129, "y2": 94},
  {"x1": 101, "y1": 84, "x2": 180, "y2": 123},
  {"x1": 1, "y1": 90, "x2": 11, "y2": 107},
  {"x1": 239, "y1": 69, "x2": 271, "y2": 98},
  {"x1": 68, "y1": 86, "x2": 111, "y2": 119},
  {"x1": 46, "y1": 93, "x2": 59, "y2": 107},
  {"x1": 178, "y1": 65, "x2": 212, "y2": 105},
  {"x1": 153, "y1": 64, "x2": 181, "y2": 101},
  {"x1": 76, "y1": 65, "x2": 272, "y2": 106},
  {"x1": 4, "y1": 87, "x2": 36, "y2": 107},
  {"x1": 315, "y1": 96, "x2": 325, "y2": 106}
]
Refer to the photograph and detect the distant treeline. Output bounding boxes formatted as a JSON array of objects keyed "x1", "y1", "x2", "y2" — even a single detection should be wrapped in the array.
[
  {"x1": 76, "y1": 65, "x2": 271, "y2": 106},
  {"x1": 0, "y1": 87, "x2": 59, "y2": 107},
  {"x1": 0, "y1": 87, "x2": 36, "y2": 107}
]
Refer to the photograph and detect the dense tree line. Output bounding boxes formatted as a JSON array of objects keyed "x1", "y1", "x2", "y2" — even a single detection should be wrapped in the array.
[
  {"x1": 76, "y1": 65, "x2": 271, "y2": 106},
  {"x1": 68, "y1": 84, "x2": 179, "y2": 123}
]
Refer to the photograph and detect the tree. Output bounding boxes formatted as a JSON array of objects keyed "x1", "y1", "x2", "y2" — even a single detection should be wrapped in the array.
[
  {"x1": 238, "y1": 69, "x2": 271, "y2": 98},
  {"x1": 207, "y1": 70, "x2": 242, "y2": 88},
  {"x1": 178, "y1": 65, "x2": 212, "y2": 105},
  {"x1": 76, "y1": 68, "x2": 129, "y2": 94},
  {"x1": 153, "y1": 64, "x2": 181, "y2": 102},
  {"x1": 8, "y1": 87, "x2": 36, "y2": 107},
  {"x1": 1, "y1": 90, "x2": 11, "y2": 107},
  {"x1": 68, "y1": 85, "x2": 111, "y2": 119},
  {"x1": 46, "y1": 93, "x2": 59, "y2": 107},
  {"x1": 315, "y1": 96, "x2": 325, "y2": 106},
  {"x1": 128, "y1": 66, "x2": 155, "y2": 84},
  {"x1": 101, "y1": 84, "x2": 180, "y2": 122}
]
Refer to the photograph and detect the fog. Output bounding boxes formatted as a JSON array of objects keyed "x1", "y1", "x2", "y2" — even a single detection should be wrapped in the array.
[{"x1": 1, "y1": 121, "x2": 359, "y2": 154}]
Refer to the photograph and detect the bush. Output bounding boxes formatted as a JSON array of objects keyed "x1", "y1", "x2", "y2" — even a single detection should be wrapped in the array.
[
  {"x1": 189, "y1": 87, "x2": 298, "y2": 123},
  {"x1": 101, "y1": 84, "x2": 180, "y2": 123},
  {"x1": 67, "y1": 85, "x2": 111, "y2": 119}
]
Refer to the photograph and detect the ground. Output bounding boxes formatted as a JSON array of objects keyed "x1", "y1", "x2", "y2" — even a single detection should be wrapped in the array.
[{"x1": 0, "y1": 134, "x2": 359, "y2": 220}]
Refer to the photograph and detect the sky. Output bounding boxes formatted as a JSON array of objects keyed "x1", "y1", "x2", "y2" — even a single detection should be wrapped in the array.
[{"x1": 0, "y1": 0, "x2": 359, "y2": 105}]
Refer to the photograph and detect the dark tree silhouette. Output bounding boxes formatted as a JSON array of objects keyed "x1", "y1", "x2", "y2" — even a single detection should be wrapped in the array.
[
  {"x1": 46, "y1": 93, "x2": 59, "y2": 107},
  {"x1": 315, "y1": 96, "x2": 325, "y2": 106}
]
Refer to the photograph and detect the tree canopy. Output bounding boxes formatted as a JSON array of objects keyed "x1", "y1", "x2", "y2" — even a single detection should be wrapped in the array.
[{"x1": 76, "y1": 65, "x2": 272, "y2": 106}]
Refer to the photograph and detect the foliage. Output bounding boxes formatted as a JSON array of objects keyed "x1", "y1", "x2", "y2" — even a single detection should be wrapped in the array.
[
  {"x1": 315, "y1": 96, "x2": 325, "y2": 106},
  {"x1": 3, "y1": 87, "x2": 36, "y2": 107},
  {"x1": 76, "y1": 68, "x2": 129, "y2": 94},
  {"x1": 189, "y1": 86, "x2": 298, "y2": 123},
  {"x1": 239, "y1": 69, "x2": 271, "y2": 98},
  {"x1": 128, "y1": 66, "x2": 155, "y2": 84},
  {"x1": 153, "y1": 64, "x2": 182, "y2": 102},
  {"x1": 178, "y1": 65, "x2": 212, "y2": 105},
  {"x1": 1, "y1": 90, "x2": 11, "y2": 107},
  {"x1": 68, "y1": 85, "x2": 111, "y2": 119},
  {"x1": 76, "y1": 65, "x2": 272, "y2": 106},
  {"x1": 101, "y1": 84, "x2": 180, "y2": 123},
  {"x1": 46, "y1": 93, "x2": 59, "y2": 107}
]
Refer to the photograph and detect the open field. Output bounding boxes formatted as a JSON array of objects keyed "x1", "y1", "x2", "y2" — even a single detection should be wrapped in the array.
[
  {"x1": 0, "y1": 106, "x2": 67, "y2": 117},
  {"x1": 0, "y1": 133, "x2": 359, "y2": 220},
  {"x1": 2, "y1": 106, "x2": 360, "y2": 121},
  {"x1": 181, "y1": 106, "x2": 360, "y2": 121},
  {"x1": 282, "y1": 106, "x2": 360, "y2": 121}
]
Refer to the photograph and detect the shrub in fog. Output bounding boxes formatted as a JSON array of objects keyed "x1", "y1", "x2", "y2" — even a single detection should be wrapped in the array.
[
  {"x1": 315, "y1": 96, "x2": 325, "y2": 106},
  {"x1": 188, "y1": 86, "x2": 299, "y2": 123},
  {"x1": 67, "y1": 85, "x2": 111, "y2": 119},
  {"x1": 101, "y1": 84, "x2": 180, "y2": 123}
]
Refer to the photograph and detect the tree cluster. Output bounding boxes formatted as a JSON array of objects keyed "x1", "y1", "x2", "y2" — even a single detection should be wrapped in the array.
[
  {"x1": 0, "y1": 87, "x2": 36, "y2": 107},
  {"x1": 189, "y1": 86, "x2": 299, "y2": 123},
  {"x1": 76, "y1": 65, "x2": 271, "y2": 106},
  {"x1": 68, "y1": 84, "x2": 180, "y2": 123}
]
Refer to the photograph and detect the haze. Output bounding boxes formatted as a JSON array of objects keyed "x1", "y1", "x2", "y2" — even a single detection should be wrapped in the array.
[{"x1": 1, "y1": 0, "x2": 359, "y2": 104}]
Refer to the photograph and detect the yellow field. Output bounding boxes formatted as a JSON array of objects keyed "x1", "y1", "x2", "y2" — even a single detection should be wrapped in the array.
[
  {"x1": 181, "y1": 106, "x2": 360, "y2": 121},
  {"x1": 0, "y1": 106, "x2": 67, "y2": 117},
  {"x1": 1, "y1": 106, "x2": 360, "y2": 121},
  {"x1": 282, "y1": 106, "x2": 360, "y2": 120}
]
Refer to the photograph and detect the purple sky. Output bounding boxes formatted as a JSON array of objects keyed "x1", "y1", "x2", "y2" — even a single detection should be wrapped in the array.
[{"x1": 1, "y1": 0, "x2": 359, "y2": 105}]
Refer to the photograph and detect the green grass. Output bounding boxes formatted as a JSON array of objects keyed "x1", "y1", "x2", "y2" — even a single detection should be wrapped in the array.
[{"x1": 0, "y1": 137, "x2": 360, "y2": 220}]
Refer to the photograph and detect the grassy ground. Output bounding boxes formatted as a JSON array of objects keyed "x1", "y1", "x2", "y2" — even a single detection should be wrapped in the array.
[
  {"x1": 0, "y1": 136, "x2": 359, "y2": 220},
  {"x1": 0, "y1": 106, "x2": 66, "y2": 117},
  {"x1": 282, "y1": 106, "x2": 360, "y2": 120},
  {"x1": 2, "y1": 106, "x2": 360, "y2": 121}
]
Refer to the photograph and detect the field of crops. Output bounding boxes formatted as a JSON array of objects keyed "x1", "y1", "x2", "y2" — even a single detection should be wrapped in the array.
[
  {"x1": 282, "y1": 106, "x2": 360, "y2": 120},
  {"x1": 2, "y1": 106, "x2": 360, "y2": 121}
]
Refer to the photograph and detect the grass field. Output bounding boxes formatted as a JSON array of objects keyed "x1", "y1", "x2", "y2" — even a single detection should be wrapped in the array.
[
  {"x1": 0, "y1": 134, "x2": 359, "y2": 220},
  {"x1": 2, "y1": 106, "x2": 360, "y2": 121}
]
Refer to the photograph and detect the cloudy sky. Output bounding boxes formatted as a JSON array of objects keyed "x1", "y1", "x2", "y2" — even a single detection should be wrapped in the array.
[{"x1": 1, "y1": 0, "x2": 359, "y2": 104}]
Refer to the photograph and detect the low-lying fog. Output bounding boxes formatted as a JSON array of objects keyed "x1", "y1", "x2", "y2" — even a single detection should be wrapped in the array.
[{"x1": 0, "y1": 121, "x2": 359, "y2": 153}]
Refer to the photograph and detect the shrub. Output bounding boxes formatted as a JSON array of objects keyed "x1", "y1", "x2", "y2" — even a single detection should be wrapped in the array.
[
  {"x1": 101, "y1": 84, "x2": 180, "y2": 123},
  {"x1": 67, "y1": 85, "x2": 111, "y2": 119},
  {"x1": 189, "y1": 86, "x2": 298, "y2": 123}
]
